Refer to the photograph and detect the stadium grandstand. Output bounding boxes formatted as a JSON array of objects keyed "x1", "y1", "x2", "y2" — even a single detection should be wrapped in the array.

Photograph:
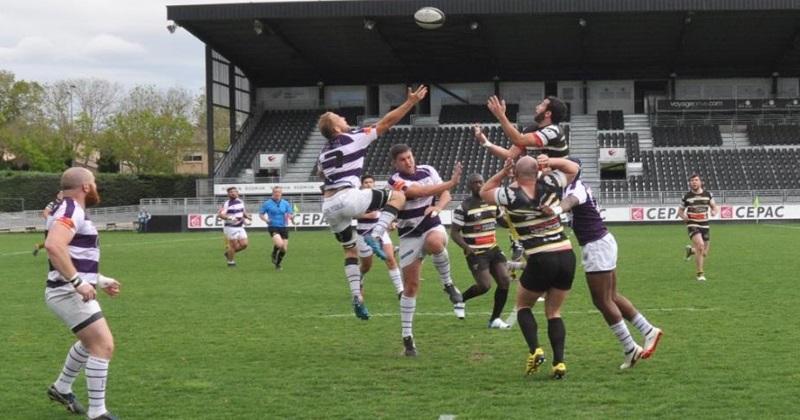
[{"x1": 161, "y1": 1, "x2": 800, "y2": 205}]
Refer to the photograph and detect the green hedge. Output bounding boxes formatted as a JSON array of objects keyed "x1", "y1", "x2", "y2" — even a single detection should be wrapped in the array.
[{"x1": 0, "y1": 171, "x2": 198, "y2": 212}]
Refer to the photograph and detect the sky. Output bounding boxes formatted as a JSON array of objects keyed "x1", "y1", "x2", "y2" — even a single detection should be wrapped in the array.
[{"x1": 0, "y1": 0, "x2": 306, "y2": 92}]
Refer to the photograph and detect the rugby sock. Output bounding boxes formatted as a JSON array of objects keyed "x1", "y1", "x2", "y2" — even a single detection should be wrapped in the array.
[
  {"x1": 400, "y1": 295, "x2": 416, "y2": 338},
  {"x1": 517, "y1": 308, "x2": 540, "y2": 352},
  {"x1": 388, "y1": 267, "x2": 404, "y2": 294},
  {"x1": 461, "y1": 285, "x2": 484, "y2": 301},
  {"x1": 610, "y1": 320, "x2": 637, "y2": 354},
  {"x1": 271, "y1": 246, "x2": 279, "y2": 260},
  {"x1": 491, "y1": 287, "x2": 509, "y2": 321},
  {"x1": 431, "y1": 249, "x2": 453, "y2": 286},
  {"x1": 631, "y1": 313, "x2": 655, "y2": 336},
  {"x1": 345, "y1": 258, "x2": 362, "y2": 298},
  {"x1": 85, "y1": 356, "x2": 109, "y2": 418},
  {"x1": 276, "y1": 250, "x2": 286, "y2": 265},
  {"x1": 54, "y1": 341, "x2": 89, "y2": 394},
  {"x1": 547, "y1": 318, "x2": 566, "y2": 364},
  {"x1": 371, "y1": 206, "x2": 399, "y2": 238}
]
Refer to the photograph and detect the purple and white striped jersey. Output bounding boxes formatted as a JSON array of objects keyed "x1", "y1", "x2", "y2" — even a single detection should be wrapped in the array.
[
  {"x1": 47, "y1": 198, "x2": 100, "y2": 285},
  {"x1": 318, "y1": 126, "x2": 378, "y2": 191},
  {"x1": 356, "y1": 211, "x2": 379, "y2": 235},
  {"x1": 388, "y1": 165, "x2": 443, "y2": 237},
  {"x1": 564, "y1": 179, "x2": 608, "y2": 246},
  {"x1": 222, "y1": 198, "x2": 245, "y2": 227}
]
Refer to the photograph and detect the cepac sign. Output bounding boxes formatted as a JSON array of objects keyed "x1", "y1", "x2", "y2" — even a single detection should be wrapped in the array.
[{"x1": 602, "y1": 205, "x2": 799, "y2": 222}]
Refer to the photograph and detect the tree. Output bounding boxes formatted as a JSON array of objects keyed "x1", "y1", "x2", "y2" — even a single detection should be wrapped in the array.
[
  {"x1": 103, "y1": 109, "x2": 194, "y2": 174},
  {"x1": 192, "y1": 93, "x2": 231, "y2": 150}
]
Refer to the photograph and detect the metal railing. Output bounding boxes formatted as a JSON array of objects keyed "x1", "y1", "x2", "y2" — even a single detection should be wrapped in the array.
[
  {"x1": 597, "y1": 189, "x2": 800, "y2": 205},
  {"x1": 0, "y1": 205, "x2": 141, "y2": 231},
  {"x1": 214, "y1": 104, "x2": 265, "y2": 178}
]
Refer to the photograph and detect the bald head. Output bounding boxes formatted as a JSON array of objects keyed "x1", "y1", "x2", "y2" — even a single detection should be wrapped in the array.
[
  {"x1": 61, "y1": 167, "x2": 94, "y2": 191},
  {"x1": 514, "y1": 156, "x2": 538, "y2": 180}
]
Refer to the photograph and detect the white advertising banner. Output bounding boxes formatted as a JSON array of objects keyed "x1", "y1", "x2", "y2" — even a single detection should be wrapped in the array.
[
  {"x1": 600, "y1": 204, "x2": 800, "y2": 222},
  {"x1": 187, "y1": 209, "x2": 452, "y2": 229},
  {"x1": 258, "y1": 153, "x2": 285, "y2": 169},
  {"x1": 214, "y1": 181, "x2": 389, "y2": 195},
  {"x1": 598, "y1": 148, "x2": 626, "y2": 163}
]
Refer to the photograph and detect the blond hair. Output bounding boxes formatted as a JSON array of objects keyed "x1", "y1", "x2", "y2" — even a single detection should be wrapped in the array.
[{"x1": 318, "y1": 112, "x2": 338, "y2": 140}]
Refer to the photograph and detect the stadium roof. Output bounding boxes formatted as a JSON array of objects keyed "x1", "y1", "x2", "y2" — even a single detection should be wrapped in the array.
[{"x1": 167, "y1": 0, "x2": 800, "y2": 87}]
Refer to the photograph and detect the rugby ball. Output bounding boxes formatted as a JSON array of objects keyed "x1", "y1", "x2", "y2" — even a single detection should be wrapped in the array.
[{"x1": 414, "y1": 7, "x2": 445, "y2": 30}]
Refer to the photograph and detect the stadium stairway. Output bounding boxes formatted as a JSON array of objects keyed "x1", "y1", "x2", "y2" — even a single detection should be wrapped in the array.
[
  {"x1": 567, "y1": 115, "x2": 601, "y2": 187},
  {"x1": 282, "y1": 130, "x2": 328, "y2": 182},
  {"x1": 624, "y1": 114, "x2": 654, "y2": 151},
  {"x1": 720, "y1": 125, "x2": 750, "y2": 148}
]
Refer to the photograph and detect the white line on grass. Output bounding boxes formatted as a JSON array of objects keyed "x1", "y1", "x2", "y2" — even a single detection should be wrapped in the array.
[
  {"x1": 0, "y1": 237, "x2": 218, "y2": 258},
  {"x1": 315, "y1": 306, "x2": 719, "y2": 319}
]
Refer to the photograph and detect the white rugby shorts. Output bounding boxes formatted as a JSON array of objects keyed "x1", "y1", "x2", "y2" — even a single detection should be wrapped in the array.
[
  {"x1": 398, "y1": 225, "x2": 447, "y2": 269},
  {"x1": 322, "y1": 188, "x2": 377, "y2": 234},
  {"x1": 582, "y1": 232, "x2": 617, "y2": 273},
  {"x1": 223, "y1": 226, "x2": 248, "y2": 240},
  {"x1": 357, "y1": 231, "x2": 392, "y2": 258},
  {"x1": 45, "y1": 285, "x2": 103, "y2": 333}
]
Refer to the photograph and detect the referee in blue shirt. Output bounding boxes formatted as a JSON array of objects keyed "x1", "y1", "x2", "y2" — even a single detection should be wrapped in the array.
[{"x1": 259, "y1": 186, "x2": 294, "y2": 269}]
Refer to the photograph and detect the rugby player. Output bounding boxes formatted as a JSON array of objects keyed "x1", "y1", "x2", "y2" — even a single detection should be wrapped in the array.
[
  {"x1": 480, "y1": 155, "x2": 578, "y2": 379},
  {"x1": 317, "y1": 86, "x2": 425, "y2": 320},
  {"x1": 44, "y1": 167, "x2": 120, "y2": 420},
  {"x1": 388, "y1": 144, "x2": 463, "y2": 356},
  {"x1": 450, "y1": 173, "x2": 513, "y2": 329},
  {"x1": 677, "y1": 174, "x2": 719, "y2": 281},
  {"x1": 217, "y1": 186, "x2": 251, "y2": 267}
]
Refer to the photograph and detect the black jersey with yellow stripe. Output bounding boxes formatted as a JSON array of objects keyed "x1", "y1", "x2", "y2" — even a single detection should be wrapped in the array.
[
  {"x1": 494, "y1": 171, "x2": 572, "y2": 255},
  {"x1": 452, "y1": 196, "x2": 502, "y2": 253},
  {"x1": 681, "y1": 190, "x2": 714, "y2": 228}
]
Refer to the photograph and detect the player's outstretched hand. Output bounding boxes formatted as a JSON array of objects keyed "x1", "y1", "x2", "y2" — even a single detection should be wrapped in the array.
[
  {"x1": 487, "y1": 95, "x2": 507, "y2": 119},
  {"x1": 472, "y1": 124, "x2": 487, "y2": 144},
  {"x1": 407, "y1": 85, "x2": 428, "y2": 104},
  {"x1": 536, "y1": 154, "x2": 550, "y2": 170},
  {"x1": 502, "y1": 158, "x2": 515, "y2": 174},
  {"x1": 450, "y1": 161, "x2": 463, "y2": 185}
]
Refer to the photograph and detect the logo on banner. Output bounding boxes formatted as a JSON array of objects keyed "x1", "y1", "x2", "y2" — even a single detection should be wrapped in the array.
[
  {"x1": 720, "y1": 206, "x2": 733, "y2": 219},
  {"x1": 188, "y1": 214, "x2": 202, "y2": 228},
  {"x1": 631, "y1": 207, "x2": 644, "y2": 221}
]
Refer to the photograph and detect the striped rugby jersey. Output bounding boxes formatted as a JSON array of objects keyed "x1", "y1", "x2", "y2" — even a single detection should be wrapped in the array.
[
  {"x1": 47, "y1": 198, "x2": 100, "y2": 285},
  {"x1": 564, "y1": 179, "x2": 608, "y2": 246},
  {"x1": 388, "y1": 165, "x2": 443, "y2": 238},
  {"x1": 681, "y1": 190, "x2": 715, "y2": 228},
  {"x1": 495, "y1": 171, "x2": 572, "y2": 255},
  {"x1": 356, "y1": 211, "x2": 379, "y2": 235},
  {"x1": 516, "y1": 124, "x2": 569, "y2": 158},
  {"x1": 222, "y1": 198, "x2": 246, "y2": 227},
  {"x1": 318, "y1": 126, "x2": 378, "y2": 191},
  {"x1": 452, "y1": 196, "x2": 503, "y2": 253}
]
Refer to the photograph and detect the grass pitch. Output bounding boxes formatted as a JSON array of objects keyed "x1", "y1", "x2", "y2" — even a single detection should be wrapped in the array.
[{"x1": 2, "y1": 223, "x2": 799, "y2": 419}]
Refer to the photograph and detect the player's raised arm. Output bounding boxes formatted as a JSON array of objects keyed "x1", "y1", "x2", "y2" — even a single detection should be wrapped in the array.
[
  {"x1": 480, "y1": 158, "x2": 514, "y2": 205},
  {"x1": 402, "y1": 162, "x2": 462, "y2": 199},
  {"x1": 376, "y1": 85, "x2": 428, "y2": 136},
  {"x1": 487, "y1": 95, "x2": 541, "y2": 149},
  {"x1": 473, "y1": 124, "x2": 523, "y2": 161}
]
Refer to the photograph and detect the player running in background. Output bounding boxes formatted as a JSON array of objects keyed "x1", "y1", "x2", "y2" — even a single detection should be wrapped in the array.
[
  {"x1": 450, "y1": 173, "x2": 513, "y2": 329},
  {"x1": 259, "y1": 186, "x2": 293, "y2": 270},
  {"x1": 317, "y1": 86, "x2": 425, "y2": 320},
  {"x1": 539, "y1": 156, "x2": 663, "y2": 369},
  {"x1": 388, "y1": 144, "x2": 463, "y2": 356},
  {"x1": 356, "y1": 175, "x2": 404, "y2": 298},
  {"x1": 44, "y1": 167, "x2": 121, "y2": 420},
  {"x1": 33, "y1": 190, "x2": 63, "y2": 256},
  {"x1": 217, "y1": 187, "x2": 251, "y2": 267},
  {"x1": 480, "y1": 155, "x2": 578, "y2": 379},
  {"x1": 677, "y1": 174, "x2": 719, "y2": 281}
]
